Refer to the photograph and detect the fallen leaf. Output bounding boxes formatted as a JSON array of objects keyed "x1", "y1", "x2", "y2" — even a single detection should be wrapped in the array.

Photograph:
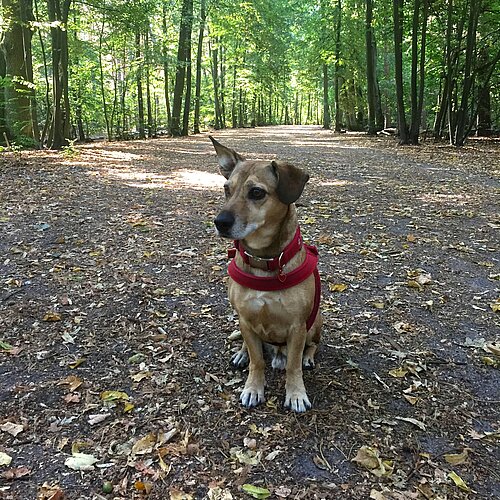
[
  {"x1": 1, "y1": 466, "x2": 31, "y2": 480},
  {"x1": 352, "y1": 446, "x2": 393, "y2": 477},
  {"x1": 0, "y1": 452, "x2": 12, "y2": 466},
  {"x1": 58, "y1": 375, "x2": 83, "y2": 392},
  {"x1": 444, "y1": 448, "x2": 471, "y2": 465},
  {"x1": 63, "y1": 392, "x2": 81, "y2": 403},
  {"x1": 403, "y1": 395, "x2": 419, "y2": 405},
  {"x1": 131, "y1": 371, "x2": 151, "y2": 382},
  {"x1": 43, "y1": 311, "x2": 61, "y2": 322},
  {"x1": 388, "y1": 367, "x2": 408, "y2": 378},
  {"x1": 88, "y1": 413, "x2": 111, "y2": 425},
  {"x1": 64, "y1": 452, "x2": 98, "y2": 471},
  {"x1": 448, "y1": 471, "x2": 470, "y2": 492},
  {"x1": 68, "y1": 357, "x2": 86, "y2": 369},
  {"x1": 395, "y1": 416, "x2": 426, "y2": 431},
  {"x1": 241, "y1": 484, "x2": 271, "y2": 499},
  {"x1": 329, "y1": 283, "x2": 348, "y2": 292},
  {"x1": 370, "y1": 490, "x2": 387, "y2": 500},
  {"x1": 0, "y1": 422, "x2": 24, "y2": 436},
  {"x1": 100, "y1": 390, "x2": 129, "y2": 402},
  {"x1": 135, "y1": 481, "x2": 153, "y2": 493},
  {"x1": 489, "y1": 299, "x2": 500, "y2": 312},
  {"x1": 131, "y1": 433, "x2": 157, "y2": 455},
  {"x1": 0, "y1": 340, "x2": 14, "y2": 350},
  {"x1": 169, "y1": 488, "x2": 194, "y2": 500}
]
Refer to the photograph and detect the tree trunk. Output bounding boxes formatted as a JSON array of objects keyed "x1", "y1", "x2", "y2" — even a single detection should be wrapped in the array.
[
  {"x1": 322, "y1": 64, "x2": 330, "y2": 129},
  {"x1": 99, "y1": 20, "x2": 111, "y2": 141},
  {"x1": 47, "y1": 0, "x2": 71, "y2": 149},
  {"x1": 162, "y1": 4, "x2": 172, "y2": 130},
  {"x1": 1, "y1": 0, "x2": 39, "y2": 142},
  {"x1": 366, "y1": 0, "x2": 377, "y2": 135},
  {"x1": 210, "y1": 39, "x2": 222, "y2": 129},
  {"x1": 181, "y1": 37, "x2": 192, "y2": 136},
  {"x1": 145, "y1": 30, "x2": 154, "y2": 137},
  {"x1": 193, "y1": 0, "x2": 206, "y2": 134},
  {"x1": 453, "y1": 0, "x2": 480, "y2": 146},
  {"x1": 171, "y1": 0, "x2": 193, "y2": 136},
  {"x1": 393, "y1": 0, "x2": 408, "y2": 144},
  {"x1": 334, "y1": 0, "x2": 342, "y2": 132},
  {"x1": 135, "y1": 30, "x2": 145, "y2": 139}
]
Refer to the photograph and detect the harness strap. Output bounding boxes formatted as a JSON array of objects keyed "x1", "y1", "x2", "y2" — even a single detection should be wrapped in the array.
[{"x1": 227, "y1": 243, "x2": 321, "y2": 331}]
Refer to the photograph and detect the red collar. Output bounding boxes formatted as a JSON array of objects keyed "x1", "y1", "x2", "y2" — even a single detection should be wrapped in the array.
[{"x1": 226, "y1": 226, "x2": 321, "y2": 331}]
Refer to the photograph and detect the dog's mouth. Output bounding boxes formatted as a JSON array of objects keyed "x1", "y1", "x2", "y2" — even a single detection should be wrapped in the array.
[{"x1": 214, "y1": 212, "x2": 259, "y2": 240}]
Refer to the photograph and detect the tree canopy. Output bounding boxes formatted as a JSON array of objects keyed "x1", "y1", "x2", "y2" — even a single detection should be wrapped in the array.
[{"x1": 1, "y1": 0, "x2": 499, "y2": 148}]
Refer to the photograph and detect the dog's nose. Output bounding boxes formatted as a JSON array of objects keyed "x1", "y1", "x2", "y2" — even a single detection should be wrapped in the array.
[{"x1": 214, "y1": 211, "x2": 235, "y2": 235}]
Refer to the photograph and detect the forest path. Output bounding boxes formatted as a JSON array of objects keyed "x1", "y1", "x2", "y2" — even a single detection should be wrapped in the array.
[{"x1": 0, "y1": 126, "x2": 499, "y2": 499}]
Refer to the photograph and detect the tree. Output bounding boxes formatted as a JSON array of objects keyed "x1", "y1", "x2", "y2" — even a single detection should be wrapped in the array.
[
  {"x1": 1, "y1": 0, "x2": 39, "y2": 143},
  {"x1": 170, "y1": 0, "x2": 193, "y2": 136},
  {"x1": 46, "y1": 0, "x2": 71, "y2": 149},
  {"x1": 393, "y1": 0, "x2": 408, "y2": 143}
]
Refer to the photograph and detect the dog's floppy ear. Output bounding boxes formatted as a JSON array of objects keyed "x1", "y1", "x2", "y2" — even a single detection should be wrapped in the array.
[
  {"x1": 272, "y1": 161, "x2": 310, "y2": 205},
  {"x1": 209, "y1": 136, "x2": 245, "y2": 179}
]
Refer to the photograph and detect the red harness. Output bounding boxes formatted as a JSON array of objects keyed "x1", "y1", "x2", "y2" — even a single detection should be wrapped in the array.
[{"x1": 227, "y1": 227, "x2": 321, "y2": 331}]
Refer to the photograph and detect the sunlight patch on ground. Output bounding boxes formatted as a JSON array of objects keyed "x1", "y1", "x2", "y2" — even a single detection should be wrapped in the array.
[
  {"x1": 87, "y1": 167, "x2": 224, "y2": 191},
  {"x1": 418, "y1": 193, "x2": 470, "y2": 205},
  {"x1": 319, "y1": 179, "x2": 352, "y2": 187}
]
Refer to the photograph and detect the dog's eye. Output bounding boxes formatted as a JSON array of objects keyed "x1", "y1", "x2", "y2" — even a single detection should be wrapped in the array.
[{"x1": 248, "y1": 187, "x2": 266, "y2": 200}]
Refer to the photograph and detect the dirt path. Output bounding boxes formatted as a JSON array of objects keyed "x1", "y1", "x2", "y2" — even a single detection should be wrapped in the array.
[{"x1": 1, "y1": 126, "x2": 499, "y2": 499}]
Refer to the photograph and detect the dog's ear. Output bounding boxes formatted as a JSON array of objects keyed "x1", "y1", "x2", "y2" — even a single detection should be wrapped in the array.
[
  {"x1": 272, "y1": 161, "x2": 310, "y2": 205},
  {"x1": 209, "y1": 136, "x2": 245, "y2": 179}
]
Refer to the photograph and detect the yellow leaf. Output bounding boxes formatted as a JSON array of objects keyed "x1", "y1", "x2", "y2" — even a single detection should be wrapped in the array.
[
  {"x1": 123, "y1": 402, "x2": 135, "y2": 413},
  {"x1": 444, "y1": 448, "x2": 471, "y2": 465},
  {"x1": 131, "y1": 371, "x2": 151, "y2": 382},
  {"x1": 403, "y1": 395, "x2": 418, "y2": 405},
  {"x1": 389, "y1": 367, "x2": 408, "y2": 378},
  {"x1": 371, "y1": 301, "x2": 385, "y2": 309},
  {"x1": 43, "y1": 311, "x2": 61, "y2": 322},
  {"x1": 407, "y1": 280, "x2": 423, "y2": 290},
  {"x1": 448, "y1": 471, "x2": 470, "y2": 492},
  {"x1": 329, "y1": 283, "x2": 348, "y2": 292},
  {"x1": 68, "y1": 358, "x2": 86, "y2": 369},
  {"x1": 100, "y1": 390, "x2": 129, "y2": 402},
  {"x1": 58, "y1": 375, "x2": 83, "y2": 392},
  {"x1": 302, "y1": 216, "x2": 316, "y2": 225},
  {"x1": 481, "y1": 356, "x2": 499, "y2": 368},
  {"x1": 490, "y1": 299, "x2": 500, "y2": 312}
]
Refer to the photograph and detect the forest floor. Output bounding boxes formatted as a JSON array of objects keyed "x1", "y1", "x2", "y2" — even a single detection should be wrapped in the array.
[{"x1": 0, "y1": 126, "x2": 499, "y2": 500}]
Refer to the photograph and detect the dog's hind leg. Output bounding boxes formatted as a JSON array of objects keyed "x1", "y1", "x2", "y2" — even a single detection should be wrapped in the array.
[
  {"x1": 231, "y1": 342, "x2": 249, "y2": 369},
  {"x1": 271, "y1": 345, "x2": 287, "y2": 370}
]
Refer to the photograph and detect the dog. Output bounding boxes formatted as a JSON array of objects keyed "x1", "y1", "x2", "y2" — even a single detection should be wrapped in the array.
[{"x1": 210, "y1": 136, "x2": 322, "y2": 412}]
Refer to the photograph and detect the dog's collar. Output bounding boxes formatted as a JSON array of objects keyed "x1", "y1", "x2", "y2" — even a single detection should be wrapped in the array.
[{"x1": 228, "y1": 227, "x2": 304, "y2": 280}]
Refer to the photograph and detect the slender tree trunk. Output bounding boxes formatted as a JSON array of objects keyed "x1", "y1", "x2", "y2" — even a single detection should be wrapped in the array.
[
  {"x1": 366, "y1": 0, "x2": 377, "y2": 135},
  {"x1": 193, "y1": 0, "x2": 206, "y2": 134},
  {"x1": 453, "y1": 0, "x2": 480, "y2": 146},
  {"x1": 162, "y1": 4, "x2": 172, "y2": 130},
  {"x1": 145, "y1": 30, "x2": 154, "y2": 137},
  {"x1": 181, "y1": 37, "x2": 192, "y2": 136},
  {"x1": 334, "y1": 0, "x2": 342, "y2": 132},
  {"x1": 393, "y1": 0, "x2": 408, "y2": 144},
  {"x1": 322, "y1": 64, "x2": 331, "y2": 129},
  {"x1": 99, "y1": 20, "x2": 111, "y2": 141},
  {"x1": 135, "y1": 30, "x2": 145, "y2": 139},
  {"x1": 171, "y1": 0, "x2": 193, "y2": 136}
]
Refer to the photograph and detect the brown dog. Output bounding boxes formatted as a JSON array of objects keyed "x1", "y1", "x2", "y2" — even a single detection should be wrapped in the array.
[{"x1": 211, "y1": 136, "x2": 322, "y2": 412}]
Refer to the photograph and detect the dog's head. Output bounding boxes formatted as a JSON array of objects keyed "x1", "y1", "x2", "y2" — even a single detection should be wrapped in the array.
[{"x1": 210, "y1": 136, "x2": 309, "y2": 240}]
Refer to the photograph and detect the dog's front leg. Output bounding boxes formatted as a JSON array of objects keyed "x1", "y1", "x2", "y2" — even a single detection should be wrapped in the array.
[
  {"x1": 239, "y1": 322, "x2": 266, "y2": 408},
  {"x1": 284, "y1": 327, "x2": 311, "y2": 412}
]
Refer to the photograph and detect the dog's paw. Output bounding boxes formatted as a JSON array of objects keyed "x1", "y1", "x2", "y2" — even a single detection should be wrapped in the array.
[
  {"x1": 240, "y1": 387, "x2": 265, "y2": 408},
  {"x1": 231, "y1": 348, "x2": 249, "y2": 369},
  {"x1": 302, "y1": 355, "x2": 315, "y2": 370},
  {"x1": 284, "y1": 391, "x2": 312, "y2": 413},
  {"x1": 271, "y1": 351, "x2": 287, "y2": 370}
]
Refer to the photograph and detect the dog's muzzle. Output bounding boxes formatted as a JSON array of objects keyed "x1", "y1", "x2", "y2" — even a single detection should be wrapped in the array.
[{"x1": 214, "y1": 210, "x2": 235, "y2": 237}]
